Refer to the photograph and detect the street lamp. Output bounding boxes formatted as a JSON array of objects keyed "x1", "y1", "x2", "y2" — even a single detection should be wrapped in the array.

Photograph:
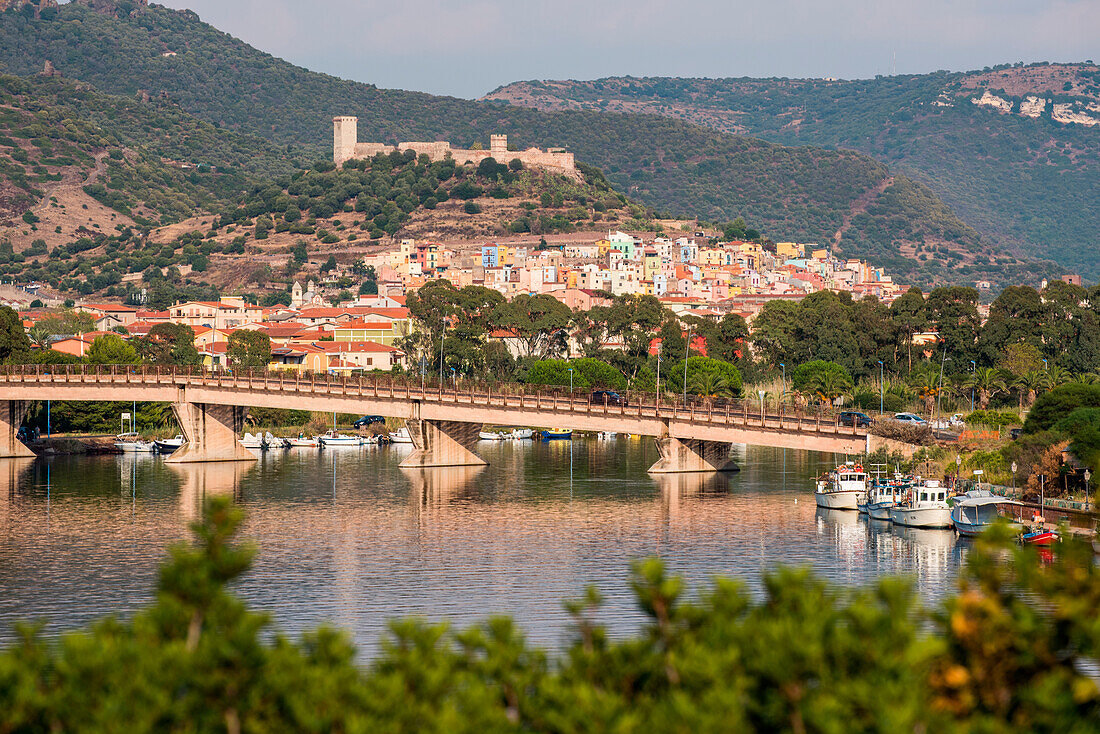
[
  {"x1": 969, "y1": 359, "x2": 976, "y2": 412},
  {"x1": 450, "y1": 366, "x2": 457, "y2": 389},
  {"x1": 1086, "y1": 469, "x2": 1092, "y2": 511},
  {"x1": 779, "y1": 363, "x2": 786, "y2": 404},
  {"x1": 568, "y1": 367, "x2": 574, "y2": 393},
  {"x1": 656, "y1": 342, "x2": 662, "y2": 410},
  {"x1": 682, "y1": 326, "x2": 693, "y2": 406},
  {"x1": 955, "y1": 454, "x2": 962, "y2": 489},
  {"x1": 1011, "y1": 461, "x2": 1018, "y2": 494},
  {"x1": 877, "y1": 360, "x2": 884, "y2": 416},
  {"x1": 439, "y1": 317, "x2": 446, "y2": 386}
]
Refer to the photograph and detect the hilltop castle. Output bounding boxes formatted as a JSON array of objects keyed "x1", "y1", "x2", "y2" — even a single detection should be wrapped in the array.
[{"x1": 333, "y1": 117, "x2": 577, "y2": 177}]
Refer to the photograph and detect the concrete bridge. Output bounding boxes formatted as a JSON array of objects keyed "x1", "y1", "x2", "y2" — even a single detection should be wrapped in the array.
[{"x1": 0, "y1": 366, "x2": 875, "y2": 473}]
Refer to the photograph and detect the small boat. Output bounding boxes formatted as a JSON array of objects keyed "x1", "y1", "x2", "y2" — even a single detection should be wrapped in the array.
[
  {"x1": 153, "y1": 435, "x2": 185, "y2": 454},
  {"x1": 285, "y1": 435, "x2": 320, "y2": 447},
  {"x1": 597, "y1": 431, "x2": 617, "y2": 440},
  {"x1": 889, "y1": 479, "x2": 953, "y2": 529},
  {"x1": 240, "y1": 432, "x2": 266, "y2": 449},
  {"x1": 1020, "y1": 529, "x2": 1059, "y2": 546},
  {"x1": 389, "y1": 427, "x2": 413, "y2": 444},
  {"x1": 479, "y1": 430, "x2": 507, "y2": 441},
  {"x1": 814, "y1": 461, "x2": 866, "y2": 510},
  {"x1": 868, "y1": 474, "x2": 911, "y2": 521},
  {"x1": 510, "y1": 428, "x2": 534, "y2": 440},
  {"x1": 951, "y1": 489, "x2": 1024, "y2": 537},
  {"x1": 541, "y1": 429, "x2": 573, "y2": 440},
  {"x1": 114, "y1": 432, "x2": 155, "y2": 453},
  {"x1": 318, "y1": 431, "x2": 362, "y2": 447}
]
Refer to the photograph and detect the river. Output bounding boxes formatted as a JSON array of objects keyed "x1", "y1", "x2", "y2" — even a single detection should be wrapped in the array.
[{"x1": 0, "y1": 439, "x2": 966, "y2": 656}]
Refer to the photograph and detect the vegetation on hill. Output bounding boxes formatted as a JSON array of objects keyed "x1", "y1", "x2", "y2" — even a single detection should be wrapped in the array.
[
  {"x1": 0, "y1": 3, "x2": 1059, "y2": 287},
  {"x1": 0, "y1": 74, "x2": 293, "y2": 230},
  {"x1": 218, "y1": 152, "x2": 654, "y2": 243},
  {"x1": 4, "y1": 496, "x2": 1100, "y2": 731},
  {"x1": 486, "y1": 65, "x2": 1100, "y2": 279}
]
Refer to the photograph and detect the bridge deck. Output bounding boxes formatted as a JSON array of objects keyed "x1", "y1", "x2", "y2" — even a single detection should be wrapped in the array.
[{"x1": 0, "y1": 366, "x2": 870, "y2": 453}]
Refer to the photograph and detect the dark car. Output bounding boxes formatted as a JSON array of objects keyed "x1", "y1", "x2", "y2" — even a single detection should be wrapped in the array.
[
  {"x1": 1009, "y1": 427, "x2": 1023, "y2": 440},
  {"x1": 590, "y1": 390, "x2": 628, "y2": 407},
  {"x1": 353, "y1": 415, "x2": 385, "y2": 428},
  {"x1": 838, "y1": 411, "x2": 873, "y2": 428}
]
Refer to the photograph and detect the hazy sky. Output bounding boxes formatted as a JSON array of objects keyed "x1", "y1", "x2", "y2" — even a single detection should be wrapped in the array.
[{"x1": 159, "y1": 0, "x2": 1099, "y2": 98}]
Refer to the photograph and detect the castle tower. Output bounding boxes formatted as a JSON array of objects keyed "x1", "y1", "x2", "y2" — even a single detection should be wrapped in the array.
[
  {"x1": 333, "y1": 116, "x2": 358, "y2": 166},
  {"x1": 490, "y1": 134, "x2": 508, "y2": 159}
]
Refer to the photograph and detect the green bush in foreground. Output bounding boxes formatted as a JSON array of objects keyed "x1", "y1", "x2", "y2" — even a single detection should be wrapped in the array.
[{"x1": 2, "y1": 499, "x2": 1099, "y2": 732}]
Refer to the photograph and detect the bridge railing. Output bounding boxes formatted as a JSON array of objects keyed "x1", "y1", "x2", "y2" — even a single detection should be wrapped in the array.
[{"x1": 0, "y1": 364, "x2": 865, "y2": 437}]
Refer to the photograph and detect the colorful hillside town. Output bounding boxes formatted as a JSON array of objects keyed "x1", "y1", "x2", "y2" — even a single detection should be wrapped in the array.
[{"x1": 9, "y1": 232, "x2": 905, "y2": 372}]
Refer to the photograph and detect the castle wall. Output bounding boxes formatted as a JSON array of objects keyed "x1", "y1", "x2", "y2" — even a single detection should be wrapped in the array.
[{"x1": 334, "y1": 117, "x2": 577, "y2": 178}]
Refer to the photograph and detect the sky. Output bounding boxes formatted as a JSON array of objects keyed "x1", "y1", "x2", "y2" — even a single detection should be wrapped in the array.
[{"x1": 159, "y1": 0, "x2": 1100, "y2": 99}]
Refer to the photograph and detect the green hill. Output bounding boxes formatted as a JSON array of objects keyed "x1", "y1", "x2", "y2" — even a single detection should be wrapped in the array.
[
  {"x1": 485, "y1": 66, "x2": 1100, "y2": 279},
  {"x1": 0, "y1": 2, "x2": 1064, "y2": 287}
]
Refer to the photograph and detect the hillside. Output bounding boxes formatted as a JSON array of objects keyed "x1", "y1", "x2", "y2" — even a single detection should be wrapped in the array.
[
  {"x1": 0, "y1": 2, "x2": 1062, "y2": 288},
  {"x1": 485, "y1": 64, "x2": 1100, "y2": 279}
]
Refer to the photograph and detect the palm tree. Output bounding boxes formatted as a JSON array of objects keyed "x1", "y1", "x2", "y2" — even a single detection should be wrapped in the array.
[
  {"x1": 908, "y1": 370, "x2": 940, "y2": 416},
  {"x1": 1074, "y1": 372, "x2": 1100, "y2": 385},
  {"x1": 27, "y1": 326, "x2": 50, "y2": 349},
  {"x1": 1046, "y1": 364, "x2": 1072, "y2": 387},
  {"x1": 688, "y1": 373, "x2": 732, "y2": 401},
  {"x1": 1014, "y1": 370, "x2": 1050, "y2": 409},
  {"x1": 808, "y1": 371, "x2": 853, "y2": 406},
  {"x1": 966, "y1": 367, "x2": 1007, "y2": 410}
]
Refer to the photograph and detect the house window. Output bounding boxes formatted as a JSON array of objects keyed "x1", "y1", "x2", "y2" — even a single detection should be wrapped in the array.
[{"x1": 367, "y1": 358, "x2": 373, "y2": 365}]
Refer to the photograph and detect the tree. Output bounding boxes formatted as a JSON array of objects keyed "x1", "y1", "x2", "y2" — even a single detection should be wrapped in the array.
[
  {"x1": 791, "y1": 361, "x2": 851, "y2": 392},
  {"x1": 85, "y1": 334, "x2": 141, "y2": 365},
  {"x1": 320, "y1": 255, "x2": 337, "y2": 274},
  {"x1": 998, "y1": 343, "x2": 1044, "y2": 381},
  {"x1": 977, "y1": 286, "x2": 1044, "y2": 366},
  {"x1": 908, "y1": 367, "x2": 941, "y2": 416},
  {"x1": 136, "y1": 323, "x2": 200, "y2": 366},
  {"x1": 494, "y1": 294, "x2": 572, "y2": 359},
  {"x1": 227, "y1": 330, "x2": 271, "y2": 369},
  {"x1": 966, "y1": 367, "x2": 1007, "y2": 410},
  {"x1": 1014, "y1": 369, "x2": 1050, "y2": 409},
  {"x1": 925, "y1": 287, "x2": 980, "y2": 370},
  {"x1": 687, "y1": 372, "x2": 733, "y2": 400},
  {"x1": 669, "y1": 356, "x2": 743, "y2": 398},
  {"x1": 806, "y1": 369, "x2": 853, "y2": 406},
  {"x1": 0, "y1": 305, "x2": 30, "y2": 363},
  {"x1": 35, "y1": 308, "x2": 95, "y2": 338},
  {"x1": 890, "y1": 287, "x2": 926, "y2": 373}
]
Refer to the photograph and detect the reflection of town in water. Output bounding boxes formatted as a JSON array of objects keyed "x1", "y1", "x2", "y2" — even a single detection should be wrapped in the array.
[{"x1": 1, "y1": 442, "x2": 965, "y2": 655}]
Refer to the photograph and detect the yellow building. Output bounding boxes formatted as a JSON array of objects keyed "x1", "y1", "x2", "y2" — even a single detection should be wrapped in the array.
[{"x1": 776, "y1": 242, "x2": 805, "y2": 259}]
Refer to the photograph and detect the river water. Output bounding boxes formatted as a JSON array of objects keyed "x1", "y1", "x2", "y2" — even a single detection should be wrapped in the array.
[{"x1": 0, "y1": 439, "x2": 966, "y2": 656}]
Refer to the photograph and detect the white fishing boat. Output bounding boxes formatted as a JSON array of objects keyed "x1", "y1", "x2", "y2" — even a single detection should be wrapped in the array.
[
  {"x1": 890, "y1": 479, "x2": 953, "y2": 529},
  {"x1": 114, "y1": 432, "x2": 155, "y2": 453},
  {"x1": 285, "y1": 435, "x2": 320, "y2": 447},
  {"x1": 153, "y1": 435, "x2": 185, "y2": 454},
  {"x1": 597, "y1": 431, "x2": 617, "y2": 440},
  {"x1": 509, "y1": 428, "x2": 534, "y2": 440},
  {"x1": 479, "y1": 430, "x2": 507, "y2": 440},
  {"x1": 868, "y1": 475, "x2": 911, "y2": 521},
  {"x1": 318, "y1": 431, "x2": 362, "y2": 447},
  {"x1": 950, "y1": 489, "x2": 1023, "y2": 537},
  {"x1": 814, "y1": 461, "x2": 867, "y2": 510},
  {"x1": 389, "y1": 427, "x2": 413, "y2": 444}
]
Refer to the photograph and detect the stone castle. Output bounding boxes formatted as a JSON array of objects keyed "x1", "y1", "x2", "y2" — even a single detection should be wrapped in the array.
[{"x1": 333, "y1": 117, "x2": 577, "y2": 177}]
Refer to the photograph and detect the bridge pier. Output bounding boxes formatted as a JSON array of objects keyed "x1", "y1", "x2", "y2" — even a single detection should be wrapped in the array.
[
  {"x1": 0, "y1": 400, "x2": 34, "y2": 459},
  {"x1": 648, "y1": 435, "x2": 738, "y2": 474},
  {"x1": 164, "y1": 402, "x2": 257, "y2": 464},
  {"x1": 399, "y1": 419, "x2": 487, "y2": 469}
]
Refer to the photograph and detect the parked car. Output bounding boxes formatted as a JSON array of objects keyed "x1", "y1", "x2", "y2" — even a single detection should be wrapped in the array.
[
  {"x1": 353, "y1": 415, "x2": 385, "y2": 428},
  {"x1": 838, "y1": 411, "x2": 874, "y2": 427},
  {"x1": 1009, "y1": 427, "x2": 1023, "y2": 440},
  {"x1": 590, "y1": 390, "x2": 628, "y2": 407},
  {"x1": 892, "y1": 412, "x2": 928, "y2": 425}
]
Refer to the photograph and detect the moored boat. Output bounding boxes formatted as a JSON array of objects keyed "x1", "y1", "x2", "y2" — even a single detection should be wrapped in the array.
[
  {"x1": 889, "y1": 479, "x2": 953, "y2": 529},
  {"x1": 868, "y1": 474, "x2": 911, "y2": 521},
  {"x1": 479, "y1": 430, "x2": 507, "y2": 440},
  {"x1": 510, "y1": 428, "x2": 534, "y2": 440},
  {"x1": 389, "y1": 427, "x2": 413, "y2": 444},
  {"x1": 114, "y1": 433, "x2": 155, "y2": 453},
  {"x1": 240, "y1": 432, "x2": 266, "y2": 449},
  {"x1": 1020, "y1": 528, "x2": 1059, "y2": 546},
  {"x1": 153, "y1": 435, "x2": 185, "y2": 454},
  {"x1": 541, "y1": 429, "x2": 573, "y2": 440},
  {"x1": 285, "y1": 435, "x2": 320, "y2": 447},
  {"x1": 318, "y1": 431, "x2": 362, "y2": 447},
  {"x1": 814, "y1": 461, "x2": 866, "y2": 510},
  {"x1": 950, "y1": 489, "x2": 1023, "y2": 537}
]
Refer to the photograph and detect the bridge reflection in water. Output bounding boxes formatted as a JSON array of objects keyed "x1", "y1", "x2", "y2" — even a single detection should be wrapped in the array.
[{"x1": 0, "y1": 443, "x2": 962, "y2": 656}]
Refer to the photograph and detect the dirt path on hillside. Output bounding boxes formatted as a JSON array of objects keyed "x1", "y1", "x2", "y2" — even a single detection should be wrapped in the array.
[{"x1": 831, "y1": 176, "x2": 893, "y2": 250}]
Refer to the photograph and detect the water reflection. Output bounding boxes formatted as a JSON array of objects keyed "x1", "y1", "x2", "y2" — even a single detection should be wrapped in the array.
[{"x1": 0, "y1": 443, "x2": 967, "y2": 656}]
